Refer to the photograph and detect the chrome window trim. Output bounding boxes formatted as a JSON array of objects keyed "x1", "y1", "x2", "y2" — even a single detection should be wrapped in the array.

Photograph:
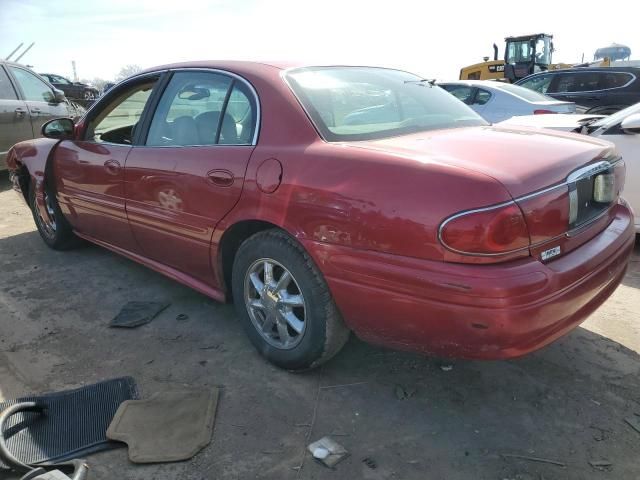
[
  {"x1": 437, "y1": 156, "x2": 621, "y2": 257},
  {"x1": 80, "y1": 67, "x2": 261, "y2": 147},
  {"x1": 550, "y1": 71, "x2": 636, "y2": 94}
]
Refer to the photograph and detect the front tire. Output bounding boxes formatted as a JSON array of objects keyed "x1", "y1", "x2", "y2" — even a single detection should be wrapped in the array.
[
  {"x1": 29, "y1": 181, "x2": 80, "y2": 250},
  {"x1": 232, "y1": 230, "x2": 350, "y2": 370}
]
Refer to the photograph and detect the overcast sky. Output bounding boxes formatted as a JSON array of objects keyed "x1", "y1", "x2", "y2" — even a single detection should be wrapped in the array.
[{"x1": 1, "y1": 0, "x2": 637, "y2": 82}]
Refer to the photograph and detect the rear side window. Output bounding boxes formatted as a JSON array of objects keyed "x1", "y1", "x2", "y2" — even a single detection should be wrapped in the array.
[
  {"x1": 493, "y1": 83, "x2": 553, "y2": 102},
  {"x1": 474, "y1": 89, "x2": 492, "y2": 105},
  {"x1": 441, "y1": 85, "x2": 474, "y2": 105},
  {"x1": 554, "y1": 72, "x2": 600, "y2": 92},
  {"x1": 8, "y1": 66, "x2": 52, "y2": 102},
  {"x1": 0, "y1": 67, "x2": 17, "y2": 100},
  {"x1": 147, "y1": 71, "x2": 256, "y2": 146},
  {"x1": 600, "y1": 72, "x2": 633, "y2": 89},
  {"x1": 219, "y1": 84, "x2": 256, "y2": 145}
]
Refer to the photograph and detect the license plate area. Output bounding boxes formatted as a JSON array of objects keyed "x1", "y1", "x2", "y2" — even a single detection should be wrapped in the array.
[
  {"x1": 593, "y1": 173, "x2": 615, "y2": 203},
  {"x1": 568, "y1": 162, "x2": 616, "y2": 229}
]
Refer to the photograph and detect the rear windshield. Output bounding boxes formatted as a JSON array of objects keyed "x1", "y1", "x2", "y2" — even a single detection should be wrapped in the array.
[
  {"x1": 492, "y1": 82, "x2": 555, "y2": 102},
  {"x1": 285, "y1": 67, "x2": 487, "y2": 142}
]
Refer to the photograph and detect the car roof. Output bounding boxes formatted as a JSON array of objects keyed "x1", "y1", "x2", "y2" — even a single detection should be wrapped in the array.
[{"x1": 138, "y1": 60, "x2": 311, "y2": 76}]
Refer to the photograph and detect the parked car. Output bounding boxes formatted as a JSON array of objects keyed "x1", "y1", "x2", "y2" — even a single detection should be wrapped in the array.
[
  {"x1": 1, "y1": 60, "x2": 80, "y2": 171},
  {"x1": 499, "y1": 101, "x2": 640, "y2": 232},
  {"x1": 102, "y1": 82, "x2": 116, "y2": 95},
  {"x1": 6, "y1": 62, "x2": 635, "y2": 370},
  {"x1": 438, "y1": 80, "x2": 575, "y2": 123},
  {"x1": 515, "y1": 67, "x2": 640, "y2": 114},
  {"x1": 39, "y1": 73, "x2": 99, "y2": 101}
]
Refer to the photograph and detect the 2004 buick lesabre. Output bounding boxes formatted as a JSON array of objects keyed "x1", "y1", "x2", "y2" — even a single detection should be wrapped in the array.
[{"x1": 7, "y1": 61, "x2": 636, "y2": 370}]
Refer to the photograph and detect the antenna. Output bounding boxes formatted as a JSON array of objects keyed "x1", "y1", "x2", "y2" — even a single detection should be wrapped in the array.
[
  {"x1": 5, "y1": 43, "x2": 24, "y2": 61},
  {"x1": 13, "y1": 42, "x2": 35, "y2": 63}
]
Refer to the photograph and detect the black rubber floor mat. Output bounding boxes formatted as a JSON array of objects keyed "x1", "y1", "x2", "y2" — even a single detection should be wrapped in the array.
[
  {"x1": 109, "y1": 301, "x2": 170, "y2": 328},
  {"x1": 0, "y1": 377, "x2": 138, "y2": 469}
]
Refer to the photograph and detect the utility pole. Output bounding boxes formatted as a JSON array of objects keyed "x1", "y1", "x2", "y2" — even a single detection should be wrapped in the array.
[
  {"x1": 13, "y1": 42, "x2": 35, "y2": 63},
  {"x1": 5, "y1": 43, "x2": 24, "y2": 61},
  {"x1": 72, "y1": 60, "x2": 78, "y2": 82}
]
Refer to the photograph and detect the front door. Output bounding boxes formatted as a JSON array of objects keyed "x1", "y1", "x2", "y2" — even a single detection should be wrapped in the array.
[
  {"x1": 0, "y1": 65, "x2": 32, "y2": 164},
  {"x1": 124, "y1": 70, "x2": 258, "y2": 285},
  {"x1": 53, "y1": 74, "x2": 161, "y2": 252},
  {"x1": 7, "y1": 66, "x2": 69, "y2": 135}
]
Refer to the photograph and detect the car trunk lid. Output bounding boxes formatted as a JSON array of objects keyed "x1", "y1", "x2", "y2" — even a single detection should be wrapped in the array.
[{"x1": 346, "y1": 126, "x2": 622, "y2": 261}]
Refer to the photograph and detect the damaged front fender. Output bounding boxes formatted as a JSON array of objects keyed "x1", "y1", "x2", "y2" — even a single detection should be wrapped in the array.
[{"x1": 6, "y1": 138, "x2": 61, "y2": 213}]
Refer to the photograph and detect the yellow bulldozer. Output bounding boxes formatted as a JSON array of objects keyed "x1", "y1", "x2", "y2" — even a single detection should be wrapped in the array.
[{"x1": 460, "y1": 33, "x2": 555, "y2": 82}]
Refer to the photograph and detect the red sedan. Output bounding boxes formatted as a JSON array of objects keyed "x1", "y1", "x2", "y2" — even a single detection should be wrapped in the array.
[{"x1": 7, "y1": 62, "x2": 635, "y2": 370}]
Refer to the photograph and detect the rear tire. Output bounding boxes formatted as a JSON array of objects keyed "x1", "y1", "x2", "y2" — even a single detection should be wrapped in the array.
[
  {"x1": 29, "y1": 180, "x2": 80, "y2": 250},
  {"x1": 232, "y1": 229, "x2": 350, "y2": 370}
]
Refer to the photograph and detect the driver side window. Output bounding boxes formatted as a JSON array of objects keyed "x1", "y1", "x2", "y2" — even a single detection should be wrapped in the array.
[{"x1": 85, "y1": 77, "x2": 158, "y2": 145}]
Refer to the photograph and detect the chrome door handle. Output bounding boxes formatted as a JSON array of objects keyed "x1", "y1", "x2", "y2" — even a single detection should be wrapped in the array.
[
  {"x1": 207, "y1": 169, "x2": 234, "y2": 187},
  {"x1": 15, "y1": 107, "x2": 27, "y2": 117}
]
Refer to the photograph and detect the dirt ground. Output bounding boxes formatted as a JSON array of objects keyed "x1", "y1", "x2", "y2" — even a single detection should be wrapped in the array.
[{"x1": 1, "y1": 171, "x2": 639, "y2": 480}]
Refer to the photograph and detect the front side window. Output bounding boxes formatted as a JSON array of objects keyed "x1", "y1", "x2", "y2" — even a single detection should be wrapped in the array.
[
  {"x1": 517, "y1": 74, "x2": 552, "y2": 94},
  {"x1": 85, "y1": 77, "x2": 158, "y2": 144},
  {"x1": 286, "y1": 67, "x2": 486, "y2": 142},
  {"x1": 0, "y1": 67, "x2": 17, "y2": 100},
  {"x1": 506, "y1": 40, "x2": 533, "y2": 64},
  {"x1": 9, "y1": 66, "x2": 53, "y2": 102}
]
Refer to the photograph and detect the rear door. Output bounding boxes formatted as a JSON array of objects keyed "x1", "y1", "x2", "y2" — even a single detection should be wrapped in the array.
[
  {"x1": 124, "y1": 69, "x2": 258, "y2": 285},
  {"x1": 0, "y1": 64, "x2": 32, "y2": 166},
  {"x1": 53, "y1": 73, "x2": 161, "y2": 251},
  {"x1": 548, "y1": 71, "x2": 602, "y2": 111},
  {"x1": 7, "y1": 65, "x2": 69, "y2": 134}
]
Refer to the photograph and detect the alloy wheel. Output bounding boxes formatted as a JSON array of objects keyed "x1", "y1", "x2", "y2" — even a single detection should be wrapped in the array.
[
  {"x1": 35, "y1": 192, "x2": 57, "y2": 238},
  {"x1": 243, "y1": 258, "x2": 306, "y2": 349}
]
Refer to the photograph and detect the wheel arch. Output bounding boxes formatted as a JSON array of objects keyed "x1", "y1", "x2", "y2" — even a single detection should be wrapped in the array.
[
  {"x1": 5, "y1": 139, "x2": 60, "y2": 205},
  {"x1": 217, "y1": 219, "x2": 291, "y2": 300}
]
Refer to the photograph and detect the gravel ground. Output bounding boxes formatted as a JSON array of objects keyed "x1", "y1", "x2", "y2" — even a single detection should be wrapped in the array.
[{"x1": 1, "y1": 172, "x2": 639, "y2": 480}]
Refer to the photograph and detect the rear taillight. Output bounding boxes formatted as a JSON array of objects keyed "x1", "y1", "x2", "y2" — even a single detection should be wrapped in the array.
[
  {"x1": 533, "y1": 109, "x2": 557, "y2": 115},
  {"x1": 439, "y1": 202, "x2": 530, "y2": 256}
]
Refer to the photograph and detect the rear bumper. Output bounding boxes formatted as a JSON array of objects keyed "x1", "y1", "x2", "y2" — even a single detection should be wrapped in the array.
[{"x1": 303, "y1": 204, "x2": 635, "y2": 359}]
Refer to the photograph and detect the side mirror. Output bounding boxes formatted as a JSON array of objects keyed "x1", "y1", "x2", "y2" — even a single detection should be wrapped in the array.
[
  {"x1": 53, "y1": 88, "x2": 66, "y2": 103},
  {"x1": 42, "y1": 117, "x2": 75, "y2": 140},
  {"x1": 621, "y1": 113, "x2": 640, "y2": 134}
]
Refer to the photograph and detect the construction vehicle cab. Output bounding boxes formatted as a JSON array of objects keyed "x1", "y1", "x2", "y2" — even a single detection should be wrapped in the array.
[{"x1": 460, "y1": 33, "x2": 554, "y2": 82}]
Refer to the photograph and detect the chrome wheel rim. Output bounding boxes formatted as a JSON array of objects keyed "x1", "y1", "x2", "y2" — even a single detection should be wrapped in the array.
[
  {"x1": 244, "y1": 258, "x2": 306, "y2": 349},
  {"x1": 36, "y1": 192, "x2": 57, "y2": 238}
]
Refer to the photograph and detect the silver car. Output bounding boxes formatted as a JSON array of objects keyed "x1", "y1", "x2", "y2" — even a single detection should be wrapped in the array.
[
  {"x1": 0, "y1": 60, "x2": 83, "y2": 171},
  {"x1": 439, "y1": 80, "x2": 575, "y2": 123}
]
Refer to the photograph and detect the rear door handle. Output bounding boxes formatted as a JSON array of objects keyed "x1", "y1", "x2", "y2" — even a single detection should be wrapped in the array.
[
  {"x1": 15, "y1": 107, "x2": 27, "y2": 117},
  {"x1": 207, "y1": 169, "x2": 234, "y2": 187}
]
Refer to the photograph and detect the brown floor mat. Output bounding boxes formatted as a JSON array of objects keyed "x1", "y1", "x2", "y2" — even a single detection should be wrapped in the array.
[{"x1": 106, "y1": 389, "x2": 219, "y2": 463}]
